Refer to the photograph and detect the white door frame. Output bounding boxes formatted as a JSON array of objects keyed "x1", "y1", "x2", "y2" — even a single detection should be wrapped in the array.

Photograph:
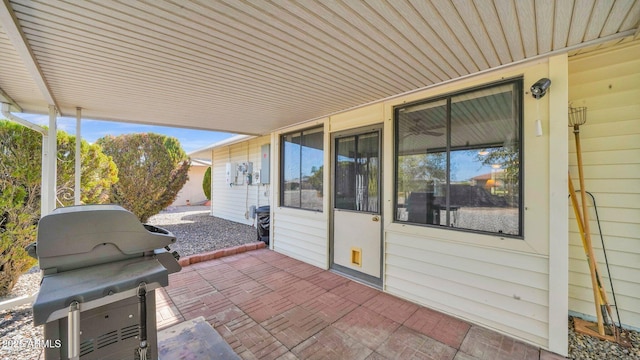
[{"x1": 329, "y1": 124, "x2": 383, "y2": 287}]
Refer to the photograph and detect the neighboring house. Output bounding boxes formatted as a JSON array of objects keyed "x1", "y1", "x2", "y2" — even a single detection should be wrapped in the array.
[
  {"x1": 190, "y1": 40, "x2": 640, "y2": 355},
  {"x1": 169, "y1": 159, "x2": 210, "y2": 207}
]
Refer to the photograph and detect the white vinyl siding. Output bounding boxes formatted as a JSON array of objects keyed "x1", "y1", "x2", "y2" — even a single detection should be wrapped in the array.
[
  {"x1": 272, "y1": 120, "x2": 330, "y2": 269},
  {"x1": 385, "y1": 232, "x2": 549, "y2": 346},
  {"x1": 568, "y1": 41, "x2": 640, "y2": 330},
  {"x1": 272, "y1": 207, "x2": 328, "y2": 269},
  {"x1": 329, "y1": 103, "x2": 383, "y2": 132},
  {"x1": 211, "y1": 136, "x2": 271, "y2": 226}
]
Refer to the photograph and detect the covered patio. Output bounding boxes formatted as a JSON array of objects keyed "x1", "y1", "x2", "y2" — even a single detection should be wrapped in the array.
[
  {"x1": 2, "y1": 1, "x2": 640, "y2": 359},
  {"x1": 156, "y1": 248, "x2": 563, "y2": 360}
]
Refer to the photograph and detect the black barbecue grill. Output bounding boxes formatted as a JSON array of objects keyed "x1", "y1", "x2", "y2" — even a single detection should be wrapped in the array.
[{"x1": 31, "y1": 204, "x2": 181, "y2": 360}]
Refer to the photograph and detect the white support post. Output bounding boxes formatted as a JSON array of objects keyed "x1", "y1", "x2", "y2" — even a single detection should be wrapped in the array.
[
  {"x1": 44, "y1": 105, "x2": 57, "y2": 215},
  {"x1": 547, "y1": 54, "x2": 569, "y2": 356},
  {"x1": 41, "y1": 134, "x2": 50, "y2": 215},
  {"x1": 75, "y1": 108, "x2": 81, "y2": 205}
]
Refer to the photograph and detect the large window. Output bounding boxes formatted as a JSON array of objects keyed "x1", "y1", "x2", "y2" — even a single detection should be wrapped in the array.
[
  {"x1": 281, "y1": 126, "x2": 324, "y2": 211},
  {"x1": 394, "y1": 79, "x2": 523, "y2": 237}
]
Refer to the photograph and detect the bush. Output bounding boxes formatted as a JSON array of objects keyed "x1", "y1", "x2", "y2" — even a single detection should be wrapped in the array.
[
  {"x1": 0, "y1": 192, "x2": 38, "y2": 296},
  {"x1": 203, "y1": 167, "x2": 211, "y2": 200},
  {"x1": 0, "y1": 121, "x2": 40, "y2": 295},
  {"x1": 56, "y1": 131, "x2": 119, "y2": 206},
  {"x1": 0, "y1": 120, "x2": 118, "y2": 296},
  {"x1": 97, "y1": 133, "x2": 190, "y2": 222}
]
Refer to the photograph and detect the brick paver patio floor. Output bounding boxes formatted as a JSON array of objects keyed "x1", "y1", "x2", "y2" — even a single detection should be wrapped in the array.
[{"x1": 156, "y1": 248, "x2": 565, "y2": 360}]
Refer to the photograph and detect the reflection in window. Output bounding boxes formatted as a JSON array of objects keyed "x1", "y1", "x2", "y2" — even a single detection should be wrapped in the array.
[
  {"x1": 281, "y1": 127, "x2": 324, "y2": 211},
  {"x1": 394, "y1": 80, "x2": 522, "y2": 237},
  {"x1": 335, "y1": 132, "x2": 379, "y2": 212}
]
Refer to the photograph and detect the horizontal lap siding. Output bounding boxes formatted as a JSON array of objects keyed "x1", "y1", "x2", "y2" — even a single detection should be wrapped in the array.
[
  {"x1": 568, "y1": 42, "x2": 640, "y2": 329},
  {"x1": 273, "y1": 208, "x2": 328, "y2": 269},
  {"x1": 211, "y1": 137, "x2": 271, "y2": 226},
  {"x1": 385, "y1": 232, "x2": 549, "y2": 347}
]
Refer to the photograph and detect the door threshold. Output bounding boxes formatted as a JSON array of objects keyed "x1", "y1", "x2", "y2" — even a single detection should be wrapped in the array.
[{"x1": 329, "y1": 267, "x2": 382, "y2": 290}]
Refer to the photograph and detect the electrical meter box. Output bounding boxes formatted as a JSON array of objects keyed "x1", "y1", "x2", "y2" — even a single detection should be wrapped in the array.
[
  {"x1": 237, "y1": 162, "x2": 253, "y2": 175},
  {"x1": 234, "y1": 162, "x2": 253, "y2": 185},
  {"x1": 226, "y1": 162, "x2": 236, "y2": 185},
  {"x1": 260, "y1": 144, "x2": 270, "y2": 184}
]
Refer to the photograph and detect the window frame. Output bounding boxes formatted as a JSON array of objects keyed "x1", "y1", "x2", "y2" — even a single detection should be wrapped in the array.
[
  {"x1": 393, "y1": 78, "x2": 524, "y2": 238},
  {"x1": 279, "y1": 125, "x2": 324, "y2": 212}
]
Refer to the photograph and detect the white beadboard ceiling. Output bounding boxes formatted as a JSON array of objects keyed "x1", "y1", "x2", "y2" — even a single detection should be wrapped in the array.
[{"x1": 1, "y1": 0, "x2": 639, "y2": 135}]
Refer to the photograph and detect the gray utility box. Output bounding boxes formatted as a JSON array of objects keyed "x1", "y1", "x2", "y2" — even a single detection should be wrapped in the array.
[
  {"x1": 260, "y1": 143, "x2": 270, "y2": 184},
  {"x1": 31, "y1": 205, "x2": 181, "y2": 360}
]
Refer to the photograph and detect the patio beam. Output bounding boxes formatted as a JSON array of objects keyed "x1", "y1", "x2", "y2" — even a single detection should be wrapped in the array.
[
  {"x1": 1, "y1": 103, "x2": 52, "y2": 217},
  {"x1": 0, "y1": 87, "x2": 22, "y2": 113},
  {"x1": 1, "y1": 102, "x2": 45, "y2": 134},
  {"x1": 0, "y1": 0, "x2": 60, "y2": 112}
]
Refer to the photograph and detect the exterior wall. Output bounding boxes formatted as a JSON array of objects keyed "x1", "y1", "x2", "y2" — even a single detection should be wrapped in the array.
[
  {"x1": 209, "y1": 56, "x2": 579, "y2": 354},
  {"x1": 271, "y1": 206, "x2": 329, "y2": 269},
  {"x1": 567, "y1": 41, "x2": 640, "y2": 330},
  {"x1": 272, "y1": 120, "x2": 330, "y2": 269},
  {"x1": 264, "y1": 59, "x2": 567, "y2": 352},
  {"x1": 211, "y1": 136, "x2": 271, "y2": 226},
  {"x1": 379, "y1": 59, "x2": 567, "y2": 351},
  {"x1": 171, "y1": 164, "x2": 208, "y2": 207}
]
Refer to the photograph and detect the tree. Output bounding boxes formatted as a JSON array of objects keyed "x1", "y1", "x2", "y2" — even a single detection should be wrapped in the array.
[
  {"x1": 398, "y1": 152, "x2": 446, "y2": 194},
  {"x1": 203, "y1": 167, "x2": 211, "y2": 200},
  {"x1": 476, "y1": 145, "x2": 520, "y2": 206},
  {"x1": 1, "y1": 121, "x2": 40, "y2": 296},
  {"x1": 307, "y1": 165, "x2": 323, "y2": 194},
  {"x1": 97, "y1": 133, "x2": 190, "y2": 222},
  {"x1": 56, "y1": 131, "x2": 119, "y2": 206},
  {"x1": 0, "y1": 120, "x2": 117, "y2": 295}
]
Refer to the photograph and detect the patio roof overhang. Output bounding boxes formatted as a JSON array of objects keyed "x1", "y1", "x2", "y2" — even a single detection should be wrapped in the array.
[{"x1": 1, "y1": 1, "x2": 639, "y2": 136}]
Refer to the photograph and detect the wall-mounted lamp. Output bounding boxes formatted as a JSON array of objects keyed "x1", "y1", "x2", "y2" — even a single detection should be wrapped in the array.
[{"x1": 530, "y1": 78, "x2": 551, "y2": 99}]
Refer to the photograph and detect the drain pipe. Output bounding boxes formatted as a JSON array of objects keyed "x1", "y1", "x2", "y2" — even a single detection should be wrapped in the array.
[{"x1": 0, "y1": 103, "x2": 43, "y2": 312}]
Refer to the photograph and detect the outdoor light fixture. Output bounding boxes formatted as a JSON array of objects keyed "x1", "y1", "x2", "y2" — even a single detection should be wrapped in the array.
[
  {"x1": 530, "y1": 78, "x2": 551, "y2": 99},
  {"x1": 531, "y1": 78, "x2": 551, "y2": 137}
]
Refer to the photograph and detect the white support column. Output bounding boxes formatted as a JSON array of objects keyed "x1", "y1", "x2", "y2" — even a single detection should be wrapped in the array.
[
  {"x1": 75, "y1": 108, "x2": 82, "y2": 205},
  {"x1": 547, "y1": 53, "x2": 569, "y2": 356},
  {"x1": 44, "y1": 105, "x2": 57, "y2": 215},
  {"x1": 41, "y1": 135, "x2": 50, "y2": 215}
]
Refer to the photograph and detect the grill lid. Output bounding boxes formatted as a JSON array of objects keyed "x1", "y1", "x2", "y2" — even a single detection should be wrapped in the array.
[{"x1": 35, "y1": 204, "x2": 176, "y2": 273}]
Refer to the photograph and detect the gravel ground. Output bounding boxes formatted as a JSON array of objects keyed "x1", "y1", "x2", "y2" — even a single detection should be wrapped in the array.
[
  {"x1": 1, "y1": 206, "x2": 639, "y2": 360},
  {"x1": 568, "y1": 317, "x2": 640, "y2": 359},
  {"x1": 1, "y1": 268, "x2": 43, "y2": 360},
  {"x1": 146, "y1": 205, "x2": 258, "y2": 257}
]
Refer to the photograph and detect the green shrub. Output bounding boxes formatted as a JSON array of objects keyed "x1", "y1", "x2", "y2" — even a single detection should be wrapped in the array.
[
  {"x1": 0, "y1": 185, "x2": 38, "y2": 297},
  {"x1": 97, "y1": 133, "x2": 190, "y2": 222},
  {"x1": 203, "y1": 167, "x2": 211, "y2": 200},
  {"x1": 0, "y1": 120, "x2": 118, "y2": 296}
]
